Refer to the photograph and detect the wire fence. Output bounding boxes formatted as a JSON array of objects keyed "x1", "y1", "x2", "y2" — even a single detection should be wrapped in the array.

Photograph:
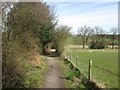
[
  {"x1": 64, "y1": 48, "x2": 118, "y2": 88},
  {"x1": 64, "y1": 53, "x2": 92, "y2": 81}
]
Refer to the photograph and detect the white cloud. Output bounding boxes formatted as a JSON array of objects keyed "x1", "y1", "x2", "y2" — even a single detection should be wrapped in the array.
[
  {"x1": 45, "y1": 0, "x2": 119, "y2": 2},
  {"x1": 57, "y1": 3, "x2": 118, "y2": 34}
]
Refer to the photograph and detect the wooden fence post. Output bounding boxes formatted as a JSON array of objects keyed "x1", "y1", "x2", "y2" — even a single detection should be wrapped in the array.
[
  {"x1": 67, "y1": 53, "x2": 68, "y2": 59},
  {"x1": 66, "y1": 53, "x2": 67, "y2": 59},
  {"x1": 70, "y1": 54, "x2": 72, "y2": 61},
  {"x1": 76, "y1": 56, "x2": 78, "y2": 67},
  {"x1": 68, "y1": 54, "x2": 69, "y2": 60},
  {"x1": 66, "y1": 53, "x2": 68, "y2": 59},
  {"x1": 68, "y1": 54, "x2": 70, "y2": 61},
  {"x1": 88, "y1": 60, "x2": 92, "y2": 81}
]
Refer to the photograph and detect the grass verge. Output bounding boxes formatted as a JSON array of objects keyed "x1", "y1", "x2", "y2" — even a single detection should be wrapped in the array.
[
  {"x1": 22, "y1": 55, "x2": 47, "y2": 88},
  {"x1": 57, "y1": 57, "x2": 86, "y2": 88}
]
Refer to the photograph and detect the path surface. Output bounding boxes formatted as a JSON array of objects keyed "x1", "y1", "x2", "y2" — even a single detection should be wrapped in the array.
[{"x1": 44, "y1": 56, "x2": 65, "y2": 88}]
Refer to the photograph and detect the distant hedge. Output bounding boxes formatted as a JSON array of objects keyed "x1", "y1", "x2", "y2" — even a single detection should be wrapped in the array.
[{"x1": 89, "y1": 40, "x2": 106, "y2": 49}]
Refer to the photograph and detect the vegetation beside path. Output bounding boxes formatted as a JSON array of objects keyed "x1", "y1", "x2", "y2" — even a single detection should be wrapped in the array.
[
  {"x1": 23, "y1": 56, "x2": 47, "y2": 88},
  {"x1": 2, "y1": 2, "x2": 69, "y2": 88},
  {"x1": 58, "y1": 57, "x2": 85, "y2": 88}
]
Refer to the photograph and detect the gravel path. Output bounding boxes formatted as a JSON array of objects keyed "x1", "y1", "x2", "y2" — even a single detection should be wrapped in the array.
[{"x1": 44, "y1": 56, "x2": 65, "y2": 88}]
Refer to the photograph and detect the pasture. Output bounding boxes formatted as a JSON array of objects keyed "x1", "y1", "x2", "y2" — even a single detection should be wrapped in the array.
[{"x1": 65, "y1": 45, "x2": 118, "y2": 88}]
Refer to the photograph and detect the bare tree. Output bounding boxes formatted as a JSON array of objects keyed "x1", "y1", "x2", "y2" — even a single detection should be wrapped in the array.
[
  {"x1": 86, "y1": 28, "x2": 94, "y2": 42},
  {"x1": 94, "y1": 26, "x2": 104, "y2": 43},
  {"x1": 110, "y1": 27, "x2": 118, "y2": 49},
  {"x1": 78, "y1": 25, "x2": 92, "y2": 49},
  {"x1": 2, "y1": 2, "x2": 16, "y2": 41}
]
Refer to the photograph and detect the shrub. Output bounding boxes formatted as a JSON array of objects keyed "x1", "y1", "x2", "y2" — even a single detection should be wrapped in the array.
[
  {"x1": 2, "y1": 2, "x2": 56, "y2": 88},
  {"x1": 96, "y1": 41, "x2": 106, "y2": 49},
  {"x1": 52, "y1": 25, "x2": 71, "y2": 56},
  {"x1": 89, "y1": 40, "x2": 96, "y2": 49},
  {"x1": 66, "y1": 68, "x2": 80, "y2": 80},
  {"x1": 89, "y1": 40, "x2": 106, "y2": 49}
]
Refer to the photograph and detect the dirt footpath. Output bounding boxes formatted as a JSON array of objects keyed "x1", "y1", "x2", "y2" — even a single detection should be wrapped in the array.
[{"x1": 44, "y1": 57, "x2": 65, "y2": 88}]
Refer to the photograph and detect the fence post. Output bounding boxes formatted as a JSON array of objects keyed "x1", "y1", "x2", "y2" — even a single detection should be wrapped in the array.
[
  {"x1": 65, "y1": 53, "x2": 67, "y2": 59},
  {"x1": 65, "y1": 53, "x2": 68, "y2": 59},
  {"x1": 64, "y1": 53, "x2": 66, "y2": 59},
  {"x1": 68, "y1": 54, "x2": 70, "y2": 61},
  {"x1": 88, "y1": 60, "x2": 92, "y2": 81},
  {"x1": 70, "y1": 54, "x2": 72, "y2": 61},
  {"x1": 76, "y1": 56, "x2": 78, "y2": 67},
  {"x1": 67, "y1": 53, "x2": 68, "y2": 59},
  {"x1": 66, "y1": 53, "x2": 68, "y2": 59}
]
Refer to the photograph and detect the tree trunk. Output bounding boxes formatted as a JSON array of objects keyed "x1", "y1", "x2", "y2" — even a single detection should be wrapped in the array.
[
  {"x1": 82, "y1": 37, "x2": 85, "y2": 49},
  {"x1": 112, "y1": 40, "x2": 114, "y2": 49},
  {"x1": 86, "y1": 37, "x2": 89, "y2": 42}
]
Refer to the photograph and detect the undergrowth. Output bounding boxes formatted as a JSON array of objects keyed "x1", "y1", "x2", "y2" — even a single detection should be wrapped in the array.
[
  {"x1": 58, "y1": 57, "x2": 86, "y2": 88},
  {"x1": 23, "y1": 57, "x2": 47, "y2": 88}
]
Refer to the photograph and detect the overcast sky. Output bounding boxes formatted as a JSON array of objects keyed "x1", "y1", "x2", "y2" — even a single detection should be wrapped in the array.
[{"x1": 48, "y1": 2, "x2": 118, "y2": 34}]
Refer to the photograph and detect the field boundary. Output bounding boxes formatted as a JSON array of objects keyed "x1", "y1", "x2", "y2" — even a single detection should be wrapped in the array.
[
  {"x1": 94, "y1": 65, "x2": 118, "y2": 77},
  {"x1": 62, "y1": 54, "x2": 104, "y2": 89}
]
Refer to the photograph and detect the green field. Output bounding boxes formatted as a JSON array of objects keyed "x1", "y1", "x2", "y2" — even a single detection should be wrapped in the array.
[{"x1": 65, "y1": 45, "x2": 118, "y2": 88}]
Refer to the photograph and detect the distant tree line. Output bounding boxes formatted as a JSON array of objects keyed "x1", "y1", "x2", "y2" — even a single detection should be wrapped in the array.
[{"x1": 77, "y1": 25, "x2": 118, "y2": 49}]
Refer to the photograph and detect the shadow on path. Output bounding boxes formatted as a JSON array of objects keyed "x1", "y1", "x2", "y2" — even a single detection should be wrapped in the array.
[{"x1": 46, "y1": 52, "x2": 57, "y2": 57}]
